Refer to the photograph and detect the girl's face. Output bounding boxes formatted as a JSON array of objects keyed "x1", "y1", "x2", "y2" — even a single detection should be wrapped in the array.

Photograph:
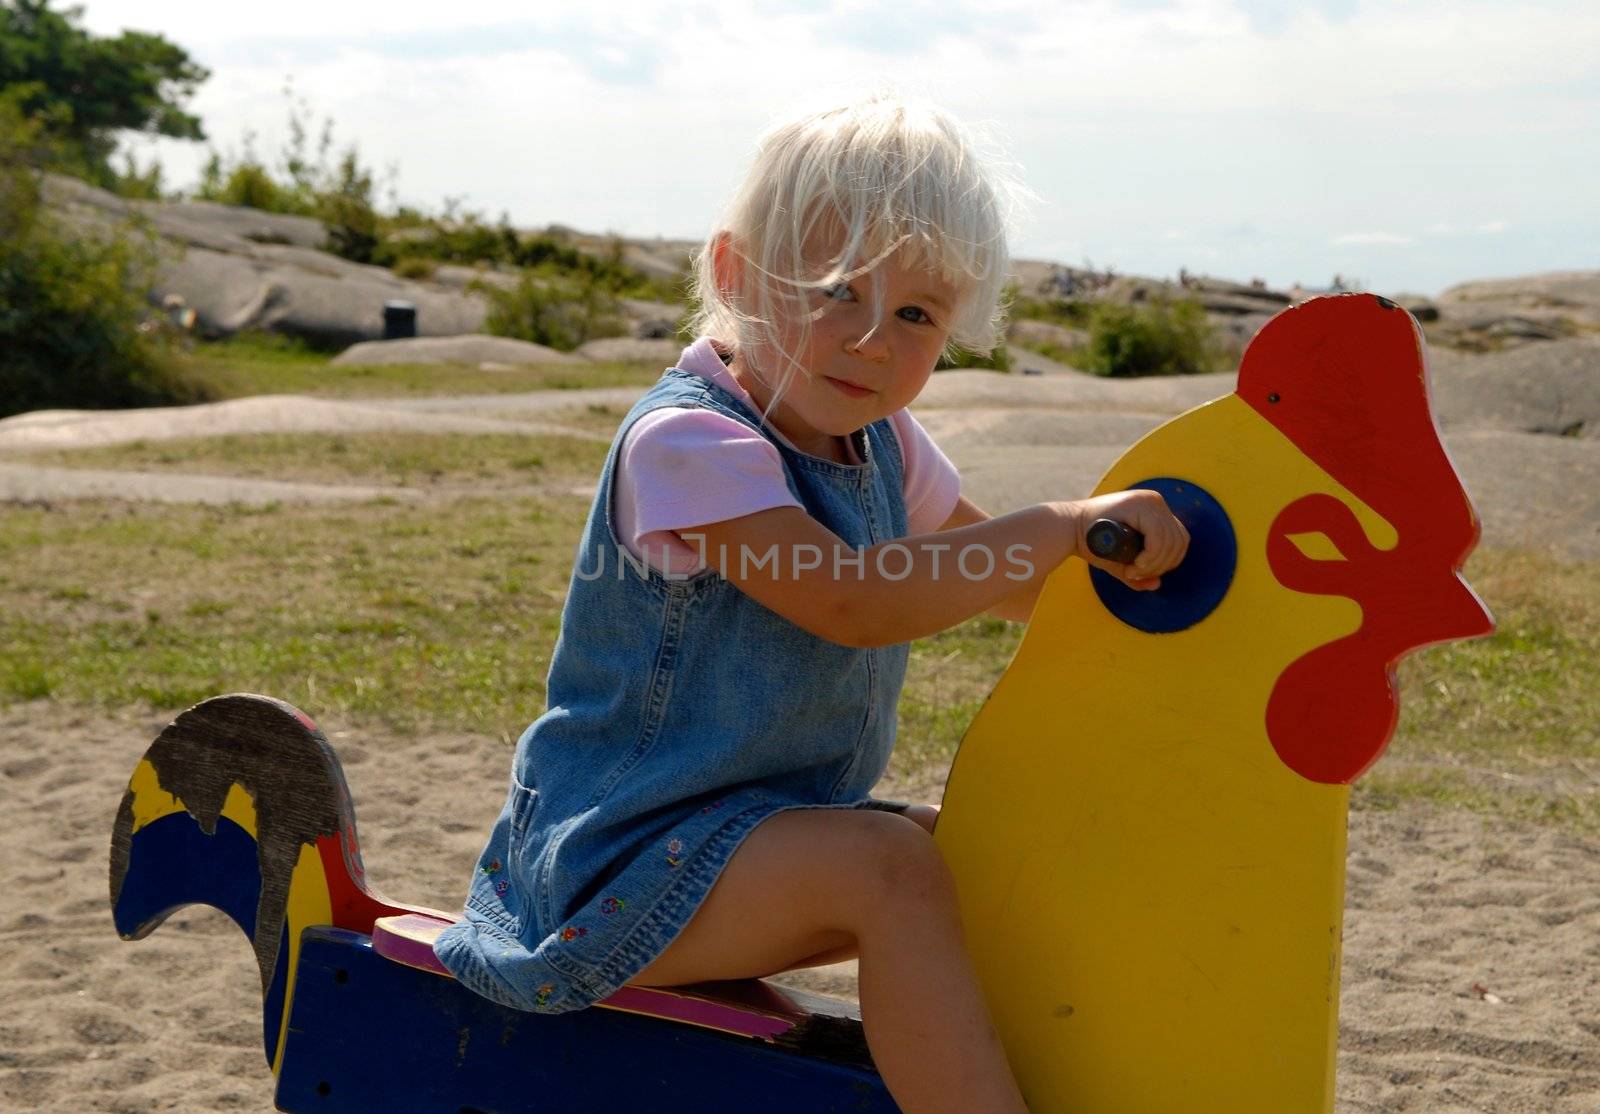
[{"x1": 735, "y1": 247, "x2": 960, "y2": 460}]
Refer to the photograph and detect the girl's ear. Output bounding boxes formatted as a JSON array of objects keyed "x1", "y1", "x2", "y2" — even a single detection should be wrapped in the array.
[{"x1": 710, "y1": 232, "x2": 743, "y2": 305}]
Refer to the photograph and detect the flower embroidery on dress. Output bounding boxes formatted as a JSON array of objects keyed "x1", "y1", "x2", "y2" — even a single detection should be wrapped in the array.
[
  {"x1": 665, "y1": 836, "x2": 683, "y2": 869},
  {"x1": 494, "y1": 880, "x2": 510, "y2": 897},
  {"x1": 481, "y1": 858, "x2": 502, "y2": 875},
  {"x1": 600, "y1": 896, "x2": 625, "y2": 915},
  {"x1": 535, "y1": 984, "x2": 554, "y2": 1007},
  {"x1": 560, "y1": 926, "x2": 588, "y2": 942}
]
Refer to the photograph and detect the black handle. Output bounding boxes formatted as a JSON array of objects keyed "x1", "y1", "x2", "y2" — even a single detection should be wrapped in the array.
[{"x1": 1085, "y1": 518, "x2": 1145, "y2": 564}]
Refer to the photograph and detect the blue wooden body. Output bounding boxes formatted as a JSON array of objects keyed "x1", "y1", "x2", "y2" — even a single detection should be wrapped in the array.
[
  {"x1": 111, "y1": 695, "x2": 898, "y2": 1113},
  {"x1": 279, "y1": 927, "x2": 897, "y2": 1113}
]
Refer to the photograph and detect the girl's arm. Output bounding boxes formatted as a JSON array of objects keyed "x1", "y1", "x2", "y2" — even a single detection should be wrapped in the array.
[
  {"x1": 681, "y1": 489, "x2": 1188, "y2": 649},
  {"x1": 937, "y1": 495, "x2": 1038, "y2": 624}
]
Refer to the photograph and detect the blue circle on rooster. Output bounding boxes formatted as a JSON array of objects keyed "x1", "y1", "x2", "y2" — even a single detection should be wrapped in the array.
[{"x1": 1090, "y1": 477, "x2": 1236, "y2": 634}]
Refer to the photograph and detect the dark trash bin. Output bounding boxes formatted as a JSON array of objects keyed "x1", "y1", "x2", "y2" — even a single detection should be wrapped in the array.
[{"x1": 383, "y1": 301, "x2": 417, "y2": 340}]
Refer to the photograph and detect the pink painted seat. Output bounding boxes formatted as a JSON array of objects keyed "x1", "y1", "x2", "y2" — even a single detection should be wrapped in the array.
[{"x1": 372, "y1": 912, "x2": 855, "y2": 1042}]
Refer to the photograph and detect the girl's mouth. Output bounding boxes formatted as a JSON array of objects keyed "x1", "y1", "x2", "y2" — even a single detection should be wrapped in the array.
[{"x1": 825, "y1": 376, "x2": 873, "y2": 398}]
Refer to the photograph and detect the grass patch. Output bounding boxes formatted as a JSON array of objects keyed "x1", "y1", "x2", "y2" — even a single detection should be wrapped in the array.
[
  {"x1": 1011, "y1": 339, "x2": 1084, "y2": 368},
  {"x1": 0, "y1": 488, "x2": 1028, "y2": 752},
  {"x1": 1389, "y1": 548, "x2": 1597, "y2": 762},
  {"x1": 1356, "y1": 765, "x2": 1597, "y2": 833},
  {"x1": 2, "y1": 658, "x2": 54, "y2": 700},
  {"x1": 892, "y1": 616, "x2": 1024, "y2": 781},
  {"x1": 176, "y1": 332, "x2": 662, "y2": 400},
  {"x1": 1350, "y1": 546, "x2": 1598, "y2": 829},
  {"x1": 548, "y1": 403, "x2": 630, "y2": 438},
  {"x1": 0, "y1": 498, "x2": 579, "y2": 731},
  {"x1": 1, "y1": 483, "x2": 1592, "y2": 832},
  {"x1": 16, "y1": 431, "x2": 611, "y2": 490}
]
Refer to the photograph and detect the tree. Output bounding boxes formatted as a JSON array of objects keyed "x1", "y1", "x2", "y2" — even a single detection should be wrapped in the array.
[
  {"x1": 0, "y1": 86, "x2": 210, "y2": 417},
  {"x1": 0, "y1": 0, "x2": 208, "y2": 188}
]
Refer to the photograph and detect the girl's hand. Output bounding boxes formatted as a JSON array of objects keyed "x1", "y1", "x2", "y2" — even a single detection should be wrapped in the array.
[{"x1": 1063, "y1": 490, "x2": 1190, "y2": 591}]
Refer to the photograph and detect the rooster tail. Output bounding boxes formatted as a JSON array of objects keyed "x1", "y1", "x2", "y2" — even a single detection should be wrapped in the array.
[{"x1": 108, "y1": 694, "x2": 383, "y2": 1073}]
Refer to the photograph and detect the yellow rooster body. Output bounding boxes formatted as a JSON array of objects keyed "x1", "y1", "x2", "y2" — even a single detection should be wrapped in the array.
[{"x1": 936, "y1": 295, "x2": 1491, "y2": 1112}]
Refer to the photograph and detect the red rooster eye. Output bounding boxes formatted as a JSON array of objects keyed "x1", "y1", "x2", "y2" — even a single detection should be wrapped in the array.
[
  {"x1": 1267, "y1": 494, "x2": 1377, "y2": 596},
  {"x1": 1283, "y1": 531, "x2": 1347, "y2": 562}
]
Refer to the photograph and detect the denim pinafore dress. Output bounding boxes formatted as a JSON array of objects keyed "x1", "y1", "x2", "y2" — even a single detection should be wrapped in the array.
[{"x1": 434, "y1": 365, "x2": 911, "y2": 1013}]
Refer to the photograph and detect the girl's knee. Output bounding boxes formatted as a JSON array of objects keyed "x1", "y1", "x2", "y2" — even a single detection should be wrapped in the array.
[
  {"x1": 902, "y1": 803, "x2": 939, "y2": 835},
  {"x1": 755, "y1": 808, "x2": 955, "y2": 931},
  {"x1": 848, "y1": 810, "x2": 956, "y2": 909}
]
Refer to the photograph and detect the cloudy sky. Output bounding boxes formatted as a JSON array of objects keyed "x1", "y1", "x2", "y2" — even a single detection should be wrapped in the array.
[{"x1": 86, "y1": 0, "x2": 1598, "y2": 295}]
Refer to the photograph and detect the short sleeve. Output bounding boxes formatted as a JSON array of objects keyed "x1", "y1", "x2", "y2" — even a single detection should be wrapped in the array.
[
  {"x1": 890, "y1": 409, "x2": 961, "y2": 535},
  {"x1": 613, "y1": 407, "x2": 803, "y2": 575}
]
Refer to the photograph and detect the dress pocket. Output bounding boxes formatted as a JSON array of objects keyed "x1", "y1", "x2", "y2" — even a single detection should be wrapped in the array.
[
  {"x1": 509, "y1": 781, "x2": 538, "y2": 837},
  {"x1": 504, "y1": 781, "x2": 540, "y2": 919}
]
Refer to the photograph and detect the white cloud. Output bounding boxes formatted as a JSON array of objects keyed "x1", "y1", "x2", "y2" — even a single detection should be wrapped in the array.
[
  {"x1": 1331, "y1": 232, "x2": 1416, "y2": 246},
  {"x1": 84, "y1": 0, "x2": 1600, "y2": 293},
  {"x1": 1427, "y1": 220, "x2": 1510, "y2": 236}
]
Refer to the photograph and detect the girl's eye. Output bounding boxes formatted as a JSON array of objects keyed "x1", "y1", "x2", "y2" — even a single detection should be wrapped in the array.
[
  {"x1": 822, "y1": 282, "x2": 853, "y2": 301},
  {"x1": 898, "y1": 306, "x2": 933, "y2": 325}
]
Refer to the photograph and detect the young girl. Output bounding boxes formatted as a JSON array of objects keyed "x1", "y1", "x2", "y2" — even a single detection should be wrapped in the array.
[{"x1": 435, "y1": 95, "x2": 1188, "y2": 1113}]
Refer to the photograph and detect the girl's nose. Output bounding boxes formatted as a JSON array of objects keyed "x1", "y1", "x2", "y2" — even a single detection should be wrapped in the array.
[{"x1": 846, "y1": 322, "x2": 891, "y2": 360}]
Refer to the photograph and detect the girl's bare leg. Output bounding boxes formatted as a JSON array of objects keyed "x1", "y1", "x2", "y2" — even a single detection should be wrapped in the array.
[
  {"x1": 765, "y1": 803, "x2": 938, "y2": 970},
  {"x1": 629, "y1": 808, "x2": 1027, "y2": 1114}
]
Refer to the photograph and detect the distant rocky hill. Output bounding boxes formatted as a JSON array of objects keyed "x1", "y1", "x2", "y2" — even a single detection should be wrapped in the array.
[
  {"x1": 42, "y1": 175, "x2": 681, "y2": 349},
  {"x1": 42, "y1": 174, "x2": 1600, "y2": 365}
]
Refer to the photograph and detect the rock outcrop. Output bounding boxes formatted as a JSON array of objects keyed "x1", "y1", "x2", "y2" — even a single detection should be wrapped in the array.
[
  {"x1": 330, "y1": 335, "x2": 584, "y2": 368},
  {"x1": 1438, "y1": 271, "x2": 1600, "y2": 328},
  {"x1": 1431, "y1": 271, "x2": 1600, "y2": 350},
  {"x1": 41, "y1": 176, "x2": 692, "y2": 349},
  {"x1": 573, "y1": 337, "x2": 684, "y2": 364},
  {"x1": 1429, "y1": 339, "x2": 1600, "y2": 440},
  {"x1": 44, "y1": 175, "x2": 487, "y2": 346}
]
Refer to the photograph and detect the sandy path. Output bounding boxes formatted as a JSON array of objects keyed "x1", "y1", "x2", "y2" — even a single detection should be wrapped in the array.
[
  {"x1": 2, "y1": 363, "x2": 1596, "y2": 555},
  {"x1": 0, "y1": 394, "x2": 612, "y2": 454},
  {"x1": 1, "y1": 701, "x2": 1594, "y2": 1112},
  {"x1": 0, "y1": 461, "x2": 429, "y2": 506}
]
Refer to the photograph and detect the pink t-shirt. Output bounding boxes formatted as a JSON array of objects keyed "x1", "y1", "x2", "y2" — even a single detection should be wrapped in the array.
[{"x1": 613, "y1": 338, "x2": 962, "y2": 576}]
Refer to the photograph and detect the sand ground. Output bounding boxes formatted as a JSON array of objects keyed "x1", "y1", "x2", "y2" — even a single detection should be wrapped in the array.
[{"x1": 1, "y1": 701, "x2": 1595, "y2": 1112}]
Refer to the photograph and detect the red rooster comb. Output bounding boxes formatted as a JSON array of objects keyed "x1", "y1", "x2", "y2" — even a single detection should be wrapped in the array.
[{"x1": 1238, "y1": 294, "x2": 1493, "y2": 784}]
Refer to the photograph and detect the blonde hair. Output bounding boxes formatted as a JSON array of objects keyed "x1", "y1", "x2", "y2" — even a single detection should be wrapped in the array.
[{"x1": 689, "y1": 93, "x2": 1023, "y2": 402}]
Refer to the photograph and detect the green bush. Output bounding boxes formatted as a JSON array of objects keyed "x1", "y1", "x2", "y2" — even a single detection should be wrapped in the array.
[
  {"x1": 1084, "y1": 298, "x2": 1212, "y2": 378},
  {"x1": 938, "y1": 343, "x2": 1012, "y2": 372},
  {"x1": 198, "y1": 155, "x2": 301, "y2": 213},
  {"x1": 0, "y1": 94, "x2": 210, "y2": 417},
  {"x1": 381, "y1": 210, "x2": 520, "y2": 269},
  {"x1": 476, "y1": 271, "x2": 631, "y2": 352},
  {"x1": 316, "y1": 148, "x2": 379, "y2": 263},
  {"x1": 1010, "y1": 294, "x2": 1094, "y2": 329},
  {"x1": 111, "y1": 149, "x2": 166, "y2": 200},
  {"x1": 391, "y1": 256, "x2": 438, "y2": 281},
  {"x1": 194, "y1": 93, "x2": 384, "y2": 265},
  {"x1": 389, "y1": 216, "x2": 677, "y2": 301}
]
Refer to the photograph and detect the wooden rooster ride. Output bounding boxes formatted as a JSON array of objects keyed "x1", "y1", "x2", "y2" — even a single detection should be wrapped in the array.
[{"x1": 110, "y1": 294, "x2": 1492, "y2": 1112}]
